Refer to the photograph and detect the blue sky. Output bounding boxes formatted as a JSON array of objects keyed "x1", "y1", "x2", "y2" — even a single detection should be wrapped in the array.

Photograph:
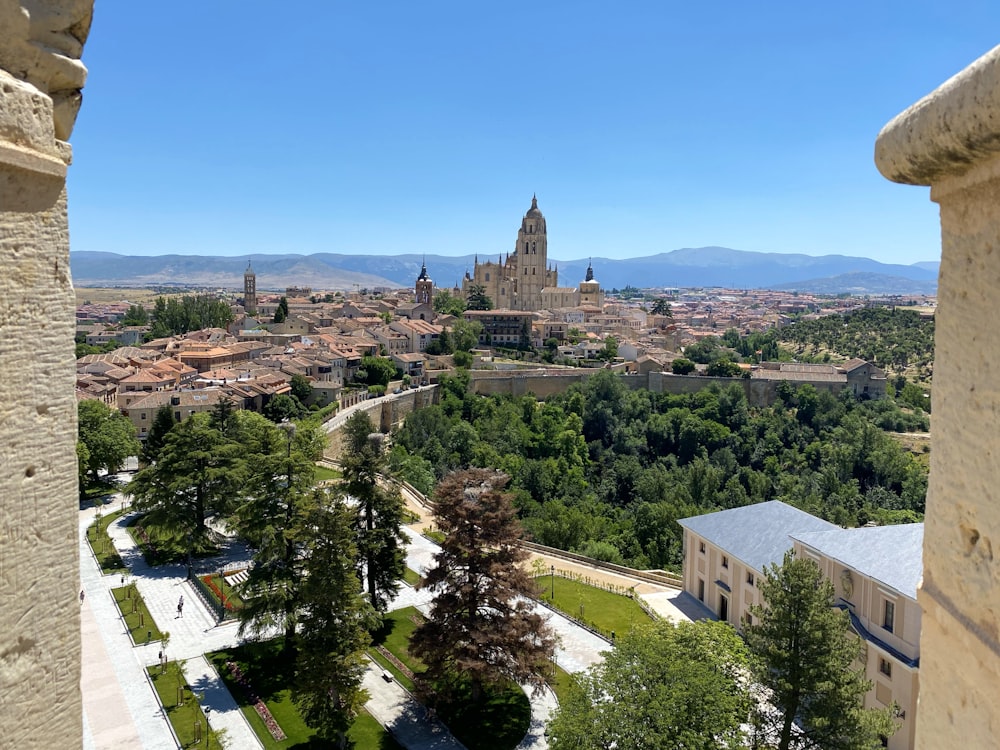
[{"x1": 67, "y1": 1, "x2": 1000, "y2": 265}]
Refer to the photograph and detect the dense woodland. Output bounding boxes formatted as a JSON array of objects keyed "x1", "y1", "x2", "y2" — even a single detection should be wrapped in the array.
[{"x1": 390, "y1": 370, "x2": 928, "y2": 572}]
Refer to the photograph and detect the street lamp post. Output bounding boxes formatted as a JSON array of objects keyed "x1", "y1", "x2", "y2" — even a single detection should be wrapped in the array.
[{"x1": 550, "y1": 565, "x2": 555, "y2": 600}]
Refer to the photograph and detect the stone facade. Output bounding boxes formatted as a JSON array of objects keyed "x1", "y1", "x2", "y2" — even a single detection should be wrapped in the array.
[
  {"x1": 462, "y1": 196, "x2": 559, "y2": 311},
  {"x1": 0, "y1": 1, "x2": 92, "y2": 746},
  {"x1": 244, "y1": 261, "x2": 257, "y2": 315},
  {"x1": 875, "y1": 43, "x2": 1000, "y2": 749}
]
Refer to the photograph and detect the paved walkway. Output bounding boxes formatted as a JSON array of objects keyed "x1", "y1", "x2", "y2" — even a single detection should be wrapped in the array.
[{"x1": 82, "y1": 467, "x2": 693, "y2": 750}]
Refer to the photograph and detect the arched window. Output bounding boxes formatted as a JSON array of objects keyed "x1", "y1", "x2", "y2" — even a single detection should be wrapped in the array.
[
  {"x1": 532, "y1": 267, "x2": 536, "y2": 274},
  {"x1": 501, "y1": 287, "x2": 505, "y2": 296},
  {"x1": 529, "y1": 224, "x2": 533, "y2": 233},
  {"x1": 485, "y1": 272, "x2": 490, "y2": 282},
  {"x1": 524, "y1": 242, "x2": 528, "y2": 252},
  {"x1": 532, "y1": 242, "x2": 536, "y2": 253}
]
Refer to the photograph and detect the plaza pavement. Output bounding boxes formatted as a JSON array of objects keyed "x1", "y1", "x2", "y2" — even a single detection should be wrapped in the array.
[{"x1": 81, "y1": 476, "x2": 694, "y2": 749}]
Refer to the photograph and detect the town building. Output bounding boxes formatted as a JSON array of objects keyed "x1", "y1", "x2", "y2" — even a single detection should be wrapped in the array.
[
  {"x1": 243, "y1": 260, "x2": 257, "y2": 316},
  {"x1": 678, "y1": 500, "x2": 921, "y2": 749}
]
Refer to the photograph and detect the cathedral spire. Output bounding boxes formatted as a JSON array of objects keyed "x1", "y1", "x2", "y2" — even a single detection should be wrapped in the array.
[{"x1": 586, "y1": 258, "x2": 594, "y2": 282}]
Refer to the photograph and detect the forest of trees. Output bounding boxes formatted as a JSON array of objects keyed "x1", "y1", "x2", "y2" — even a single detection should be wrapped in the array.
[{"x1": 389, "y1": 370, "x2": 928, "y2": 572}]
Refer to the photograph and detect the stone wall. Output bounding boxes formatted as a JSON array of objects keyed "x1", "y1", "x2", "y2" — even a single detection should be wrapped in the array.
[
  {"x1": 322, "y1": 387, "x2": 440, "y2": 461},
  {"x1": 876, "y1": 44, "x2": 1000, "y2": 748},
  {"x1": 0, "y1": 1, "x2": 93, "y2": 746}
]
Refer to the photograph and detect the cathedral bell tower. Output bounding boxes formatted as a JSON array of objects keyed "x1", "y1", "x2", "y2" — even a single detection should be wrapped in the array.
[{"x1": 513, "y1": 194, "x2": 550, "y2": 311}]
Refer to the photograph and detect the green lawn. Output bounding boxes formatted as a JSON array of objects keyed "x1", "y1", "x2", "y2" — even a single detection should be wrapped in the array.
[
  {"x1": 402, "y1": 567, "x2": 421, "y2": 586},
  {"x1": 547, "y1": 663, "x2": 577, "y2": 704},
  {"x1": 208, "y1": 640, "x2": 401, "y2": 749},
  {"x1": 86, "y1": 508, "x2": 127, "y2": 574},
  {"x1": 368, "y1": 607, "x2": 426, "y2": 692},
  {"x1": 112, "y1": 585, "x2": 163, "y2": 644},
  {"x1": 536, "y1": 574, "x2": 653, "y2": 639},
  {"x1": 147, "y1": 664, "x2": 222, "y2": 749},
  {"x1": 314, "y1": 465, "x2": 342, "y2": 482}
]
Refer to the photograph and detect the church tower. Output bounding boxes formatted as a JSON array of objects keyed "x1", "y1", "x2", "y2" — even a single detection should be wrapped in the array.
[
  {"x1": 415, "y1": 258, "x2": 433, "y2": 305},
  {"x1": 244, "y1": 260, "x2": 257, "y2": 316},
  {"x1": 513, "y1": 194, "x2": 552, "y2": 311}
]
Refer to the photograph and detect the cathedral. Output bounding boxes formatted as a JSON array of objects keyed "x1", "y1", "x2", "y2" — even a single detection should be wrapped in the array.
[{"x1": 461, "y1": 195, "x2": 603, "y2": 312}]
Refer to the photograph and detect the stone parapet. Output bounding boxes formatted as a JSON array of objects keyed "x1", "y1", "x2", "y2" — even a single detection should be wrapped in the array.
[
  {"x1": 876, "y1": 45, "x2": 1000, "y2": 749},
  {"x1": 0, "y1": 2, "x2": 91, "y2": 746}
]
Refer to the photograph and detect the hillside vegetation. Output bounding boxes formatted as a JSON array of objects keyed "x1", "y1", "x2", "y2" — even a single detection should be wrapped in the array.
[{"x1": 391, "y1": 371, "x2": 928, "y2": 572}]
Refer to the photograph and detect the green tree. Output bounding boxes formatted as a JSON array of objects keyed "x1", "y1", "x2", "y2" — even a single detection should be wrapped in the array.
[
  {"x1": 671, "y1": 357, "x2": 696, "y2": 375},
  {"x1": 466, "y1": 284, "x2": 493, "y2": 311},
  {"x1": 78, "y1": 399, "x2": 141, "y2": 485},
  {"x1": 273, "y1": 296, "x2": 289, "y2": 324},
  {"x1": 706, "y1": 358, "x2": 742, "y2": 377},
  {"x1": 232, "y1": 416, "x2": 319, "y2": 646},
  {"x1": 433, "y1": 290, "x2": 466, "y2": 317},
  {"x1": 122, "y1": 303, "x2": 149, "y2": 326},
  {"x1": 142, "y1": 404, "x2": 178, "y2": 464},
  {"x1": 289, "y1": 373, "x2": 312, "y2": 405},
  {"x1": 450, "y1": 318, "x2": 483, "y2": 352},
  {"x1": 650, "y1": 298, "x2": 673, "y2": 318},
  {"x1": 340, "y1": 412, "x2": 406, "y2": 612},
  {"x1": 410, "y1": 469, "x2": 556, "y2": 703},
  {"x1": 294, "y1": 490, "x2": 375, "y2": 745},
  {"x1": 263, "y1": 393, "x2": 306, "y2": 423},
  {"x1": 548, "y1": 619, "x2": 751, "y2": 750},
  {"x1": 356, "y1": 356, "x2": 398, "y2": 387},
  {"x1": 746, "y1": 551, "x2": 897, "y2": 750},
  {"x1": 127, "y1": 413, "x2": 243, "y2": 550}
]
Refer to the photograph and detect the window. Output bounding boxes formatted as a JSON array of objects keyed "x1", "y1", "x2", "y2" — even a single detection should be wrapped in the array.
[
  {"x1": 722, "y1": 555, "x2": 729, "y2": 569},
  {"x1": 699, "y1": 541, "x2": 706, "y2": 554},
  {"x1": 140, "y1": 413, "x2": 146, "y2": 420},
  {"x1": 879, "y1": 658, "x2": 893, "y2": 678},
  {"x1": 883, "y1": 600, "x2": 895, "y2": 633},
  {"x1": 746, "y1": 572, "x2": 755, "y2": 586}
]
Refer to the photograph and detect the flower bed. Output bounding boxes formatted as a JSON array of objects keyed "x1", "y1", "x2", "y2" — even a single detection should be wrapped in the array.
[
  {"x1": 201, "y1": 574, "x2": 240, "y2": 612},
  {"x1": 226, "y1": 661, "x2": 287, "y2": 741},
  {"x1": 375, "y1": 645, "x2": 416, "y2": 682}
]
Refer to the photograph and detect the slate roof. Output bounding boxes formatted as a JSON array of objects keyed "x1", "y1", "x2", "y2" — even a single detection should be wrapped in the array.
[
  {"x1": 791, "y1": 524, "x2": 924, "y2": 599},
  {"x1": 678, "y1": 500, "x2": 839, "y2": 573}
]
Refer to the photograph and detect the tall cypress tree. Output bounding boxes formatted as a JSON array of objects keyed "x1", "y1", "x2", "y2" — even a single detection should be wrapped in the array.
[
  {"x1": 294, "y1": 489, "x2": 375, "y2": 745},
  {"x1": 340, "y1": 412, "x2": 405, "y2": 612}
]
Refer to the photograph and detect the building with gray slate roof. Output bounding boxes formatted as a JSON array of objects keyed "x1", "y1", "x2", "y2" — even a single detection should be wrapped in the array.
[{"x1": 677, "y1": 500, "x2": 921, "y2": 750}]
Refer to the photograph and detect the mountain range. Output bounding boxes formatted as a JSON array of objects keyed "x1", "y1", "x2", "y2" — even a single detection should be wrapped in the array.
[{"x1": 69, "y1": 248, "x2": 939, "y2": 296}]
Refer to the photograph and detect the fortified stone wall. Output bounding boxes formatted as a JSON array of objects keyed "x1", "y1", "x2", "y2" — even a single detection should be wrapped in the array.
[
  {"x1": 323, "y1": 387, "x2": 440, "y2": 460},
  {"x1": 876, "y1": 44, "x2": 1000, "y2": 748},
  {"x1": 0, "y1": 1, "x2": 92, "y2": 747}
]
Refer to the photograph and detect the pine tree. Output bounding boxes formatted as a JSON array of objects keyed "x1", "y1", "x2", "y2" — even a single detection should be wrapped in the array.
[
  {"x1": 410, "y1": 468, "x2": 556, "y2": 703},
  {"x1": 127, "y1": 413, "x2": 242, "y2": 550},
  {"x1": 340, "y1": 412, "x2": 405, "y2": 612},
  {"x1": 746, "y1": 551, "x2": 897, "y2": 750},
  {"x1": 232, "y1": 416, "x2": 318, "y2": 646},
  {"x1": 142, "y1": 405, "x2": 177, "y2": 464},
  {"x1": 294, "y1": 489, "x2": 375, "y2": 745}
]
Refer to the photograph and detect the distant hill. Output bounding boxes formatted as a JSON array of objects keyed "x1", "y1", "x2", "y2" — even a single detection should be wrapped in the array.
[
  {"x1": 768, "y1": 272, "x2": 939, "y2": 296},
  {"x1": 69, "y1": 247, "x2": 938, "y2": 295}
]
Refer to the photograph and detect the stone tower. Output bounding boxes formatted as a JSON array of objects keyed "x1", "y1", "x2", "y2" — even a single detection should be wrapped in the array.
[
  {"x1": 244, "y1": 260, "x2": 257, "y2": 316},
  {"x1": 514, "y1": 194, "x2": 549, "y2": 311},
  {"x1": 415, "y1": 258, "x2": 433, "y2": 305},
  {"x1": 0, "y1": 1, "x2": 94, "y2": 746},
  {"x1": 578, "y1": 259, "x2": 604, "y2": 307}
]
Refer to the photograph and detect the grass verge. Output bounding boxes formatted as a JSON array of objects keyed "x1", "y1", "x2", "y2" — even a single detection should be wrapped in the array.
[
  {"x1": 87, "y1": 507, "x2": 127, "y2": 574},
  {"x1": 536, "y1": 574, "x2": 653, "y2": 638},
  {"x1": 147, "y1": 663, "x2": 223, "y2": 749},
  {"x1": 402, "y1": 567, "x2": 421, "y2": 586},
  {"x1": 368, "y1": 607, "x2": 426, "y2": 692},
  {"x1": 313, "y1": 465, "x2": 342, "y2": 483},
  {"x1": 112, "y1": 584, "x2": 163, "y2": 644},
  {"x1": 546, "y1": 663, "x2": 576, "y2": 704},
  {"x1": 208, "y1": 640, "x2": 401, "y2": 749}
]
